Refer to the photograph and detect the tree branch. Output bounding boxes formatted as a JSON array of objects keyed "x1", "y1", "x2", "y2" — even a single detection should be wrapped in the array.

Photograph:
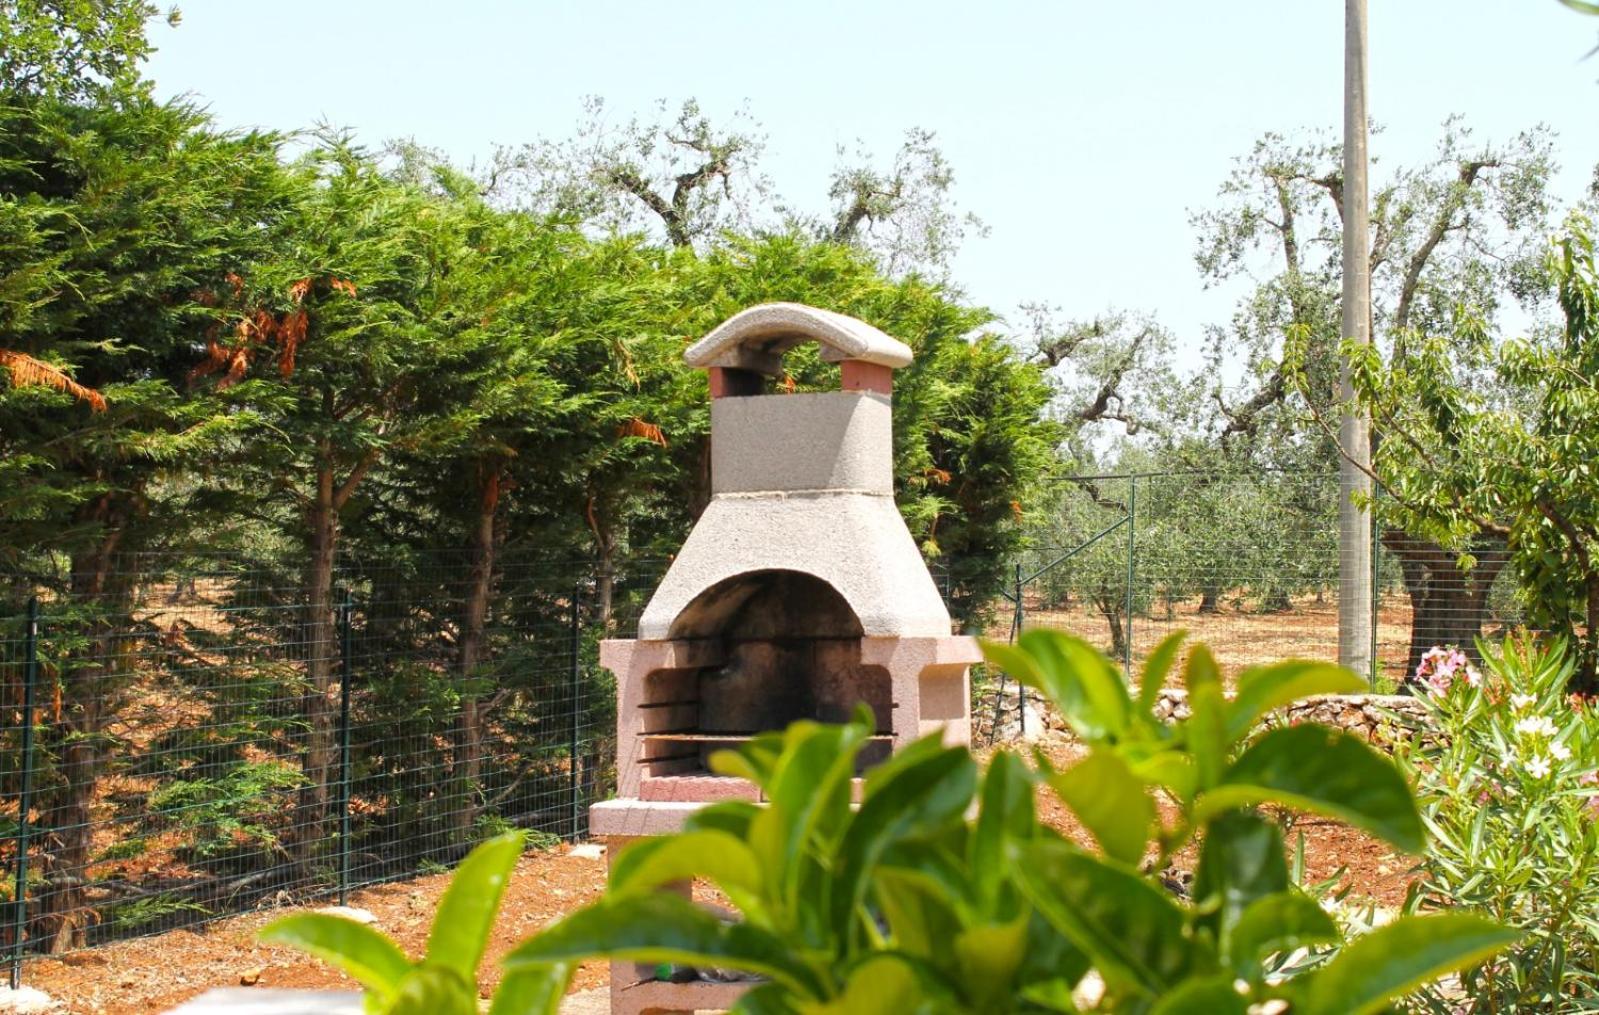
[{"x1": 332, "y1": 448, "x2": 381, "y2": 511}]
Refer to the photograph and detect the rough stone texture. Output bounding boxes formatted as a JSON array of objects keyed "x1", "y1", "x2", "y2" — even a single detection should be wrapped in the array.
[
  {"x1": 606, "y1": 978, "x2": 748, "y2": 1015},
  {"x1": 589, "y1": 799, "x2": 706, "y2": 838},
  {"x1": 163, "y1": 987, "x2": 624, "y2": 1014},
  {"x1": 594, "y1": 633, "x2": 977, "y2": 832},
  {"x1": 0, "y1": 986, "x2": 59, "y2": 1014},
  {"x1": 163, "y1": 989, "x2": 363, "y2": 1014},
  {"x1": 973, "y1": 686, "x2": 1050, "y2": 745},
  {"x1": 989, "y1": 689, "x2": 1429, "y2": 749},
  {"x1": 860, "y1": 635, "x2": 981, "y2": 746},
  {"x1": 639, "y1": 775, "x2": 760, "y2": 803},
  {"x1": 980, "y1": 687, "x2": 1437, "y2": 752},
  {"x1": 840, "y1": 359, "x2": 893, "y2": 394},
  {"x1": 710, "y1": 391, "x2": 892, "y2": 495},
  {"x1": 637, "y1": 494, "x2": 952, "y2": 640},
  {"x1": 1142, "y1": 689, "x2": 1428, "y2": 746},
  {"x1": 560, "y1": 988, "x2": 612, "y2": 1014},
  {"x1": 685, "y1": 301, "x2": 913, "y2": 374}
]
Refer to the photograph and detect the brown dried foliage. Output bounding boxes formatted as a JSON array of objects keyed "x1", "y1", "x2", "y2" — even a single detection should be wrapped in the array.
[
  {"x1": 617, "y1": 417, "x2": 668, "y2": 446},
  {"x1": 0, "y1": 349, "x2": 108, "y2": 411},
  {"x1": 187, "y1": 275, "x2": 358, "y2": 388}
]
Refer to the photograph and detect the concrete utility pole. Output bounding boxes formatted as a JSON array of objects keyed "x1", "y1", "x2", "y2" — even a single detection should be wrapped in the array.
[{"x1": 1338, "y1": 0, "x2": 1374, "y2": 675}]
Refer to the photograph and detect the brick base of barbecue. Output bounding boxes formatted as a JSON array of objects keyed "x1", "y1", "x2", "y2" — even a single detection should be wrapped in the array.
[{"x1": 638, "y1": 774, "x2": 761, "y2": 803}]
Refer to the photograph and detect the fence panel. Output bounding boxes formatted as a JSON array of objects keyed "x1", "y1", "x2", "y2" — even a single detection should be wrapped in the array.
[
  {"x1": 0, "y1": 480, "x2": 1547, "y2": 974},
  {"x1": 0, "y1": 554, "x2": 646, "y2": 973},
  {"x1": 1013, "y1": 471, "x2": 1534, "y2": 690}
]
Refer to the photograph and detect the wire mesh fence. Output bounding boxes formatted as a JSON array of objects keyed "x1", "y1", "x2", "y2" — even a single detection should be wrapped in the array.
[
  {"x1": 0, "y1": 553, "x2": 668, "y2": 983},
  {"x1": 0, "y1": 470, "x2": 1542, "y2": 978},
  {"x1": 1008, "y1": 471, "x2": 1529, "y2": 687}
]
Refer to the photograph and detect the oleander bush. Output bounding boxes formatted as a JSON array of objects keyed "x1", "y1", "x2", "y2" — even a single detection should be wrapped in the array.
[{"x1": 1402, "y1": 634, "x2": 1599, "y2": 1011}]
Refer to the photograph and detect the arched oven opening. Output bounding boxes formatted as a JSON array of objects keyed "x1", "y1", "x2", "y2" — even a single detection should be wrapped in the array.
[{"x1": 636, "y1": 570, "x2": 892, "y2": 797}]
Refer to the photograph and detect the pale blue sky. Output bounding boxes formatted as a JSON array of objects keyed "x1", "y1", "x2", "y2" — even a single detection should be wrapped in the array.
[{"x1": 145, "y1": 2, "x2": 1597, "y2": 357}]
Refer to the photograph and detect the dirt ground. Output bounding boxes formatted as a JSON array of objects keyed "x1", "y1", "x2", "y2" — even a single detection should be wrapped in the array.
[
  {"x1": 22, "y1": 754, "x2": 1415, "y2": 1015},
  {"x1": 22, "y1": 844, "x2": 613, "y2": 1014},
  {"x1": 17, "y1": 594, "x2": 1425, "y2": 1013},
  {"x1": 1025, "y1": 739, "x2": 1415, "y2": 910},
  {"x1": 1018, "y1": 593, "x2": 1420, "y2": 686}
]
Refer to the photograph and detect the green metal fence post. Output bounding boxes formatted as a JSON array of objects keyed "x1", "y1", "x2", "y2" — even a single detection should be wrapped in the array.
[
  {"x1": 569, "y1": 581, "x2": 582, "y2": 841},
  {"x1": 1013, "y1": 564, "x2": 1025, "y2": 735},
  {"x1": 337, "y1": 591, "x2": 353, "y2": 906},
  {"x1": 10, "y1": 596, "x2": 39, "y2": 990},
  {"x1": 1125, "y1": 477, "x2": 1137, "y2": 674},
  {"x1": 1371, "y1": 489, "x2": 1382, "y2": 686}
]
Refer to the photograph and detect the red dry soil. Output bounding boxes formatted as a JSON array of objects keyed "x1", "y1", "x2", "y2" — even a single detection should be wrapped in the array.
[
  {"x1": 25, "y1": 760, "x2": 1414, "y2": 1015},
  {"x1": 24, "y1": 845, "x2": 612, "y2": 1015}
]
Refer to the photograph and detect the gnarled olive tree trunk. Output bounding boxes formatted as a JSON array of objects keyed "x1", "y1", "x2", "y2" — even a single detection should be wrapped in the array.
[{"x1": 1383, "y1": 529, "x2": 1507, "y2": 682}]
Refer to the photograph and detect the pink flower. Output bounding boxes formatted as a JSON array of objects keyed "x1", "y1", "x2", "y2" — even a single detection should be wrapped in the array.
[{"x1": 1416, "y1": 645, "x2": 1471, "y2": 695}]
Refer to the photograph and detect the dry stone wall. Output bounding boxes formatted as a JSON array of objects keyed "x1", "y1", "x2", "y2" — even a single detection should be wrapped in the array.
[{"x1": 980, "y1": 686, "x2": 1431, "y2": 749}]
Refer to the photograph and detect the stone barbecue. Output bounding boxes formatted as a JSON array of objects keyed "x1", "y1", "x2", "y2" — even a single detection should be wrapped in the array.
[{"x1": 588, "y1": 303, "x2": 980, "y2": 1013}]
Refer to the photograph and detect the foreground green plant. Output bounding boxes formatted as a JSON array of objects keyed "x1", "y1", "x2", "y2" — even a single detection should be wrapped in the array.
[
  {"x1": 1403, "y1": 634, "x2": 1599, "y2": 1011},
  {"x1": 259, "y1": 831, "x2": 568, "y2": 1014},
  {"x1": 506, "y1": 631, "x2": 1515, "y2": 1012}
]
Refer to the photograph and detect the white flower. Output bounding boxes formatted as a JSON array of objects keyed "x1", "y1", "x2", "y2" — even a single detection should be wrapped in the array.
[
  {"x1": 1551, "y1": 741, "x2": 1573, "y2": 762},
  {"x1": 1463, "y1": 665, "x2": 1483, "y2": 687},
  {"x1": 1511, "y1": 693, "x2": 1537, "y2": 711},
  {"x1": 1526, "y1": 755, "x2": 1553, "y2": 779},
  {"x1": 1514, "y1": 716, "x2": 1558, "y2": 738}
]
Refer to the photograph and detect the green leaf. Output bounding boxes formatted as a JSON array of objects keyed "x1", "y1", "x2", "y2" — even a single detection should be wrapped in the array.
[
  {"x1": 749, "y1": 717, "x2": 870, "y2": 916},
  {"x1": 1198, "y1": 725, "x2": 1425, "y2": 853},
  {"x1": 504, "y1": 892, "x2": 823, "y2": 998},
  {"x1": 1012, "y1": 839, "x2": 1192, "y2": 997},
  {"x1": 487, "y1": 963, "x2": 572, "y2": 1015},
  {"x1": 807, "y1": 954, "x2": 928, "y2": 1013},
  {"x1": 1138, "y1": 630, "x2": 1187, "y2": 714},
  {"x1": 708, "y1": 730, "x2": 786, "y2": 786},
  {"x1": 1018, "y1": 977, "x2": 1084, "y2": 1012},
  {"x1": 684, "y1": 799, "x2": 761, "y2": 840},
  {"x1": 830, "y1": 739, "x2": 976, "y2": 942},
  {"x1": 873, "y1": 867, "x2": 965, "y2": 968},
  {"x1": 969, "y1": 750, "x2": 1036, "y2": 909},
  {"x1": 1226, "y1": 661, "x2": 1365, "y2": 740},
  {"x1": 1016, "y1": 910, "x2": 1092, "y2": 999},
  {"x1": 1148, "y1": 975, "x2": 1248, "y2": 1015},
  {"x1": 1046, "y1": 748, "x2": 1152, "y2": 865},
  {"x1": 608, "y1": 830, "x2": 763, "y2": 911},
  {"x1": 387, "y1": 965, "x2": 476, "y2": 1015},
  {"x1": 1192, "y1": 811, "x2": 1288, "y2": 948},
  {"x1": 732, "y1": 982, "x2": 802, "y2": 1015},
  {"x1": 1226, "y1": 891, "x2": 1338, "y2": 976},
  {"x1": 424, "y1": 831, "x2": 525, "y2": 985},
  {"x1": 1127, "y1": 752, "x2": 1197, "y2": 802},
  {"x1": 1297, "y1": 913, "x2": 1519, "y2": 1015},
  {"x1": 1185, "y1": 646, "x2": 1229, "y2": 792},
  {"x1": 981, "y1": 638, "x2": 1045, "y2": 683},
  {"x1": 258, "y1": 913, "x2": 412, "y2": 997},
  {"x1": 954, "y1": 917, "x2": 1030, "y2": 1011},
  {"x1": 1016, "y1": 629, "x2": 1132, "y2": 739}
]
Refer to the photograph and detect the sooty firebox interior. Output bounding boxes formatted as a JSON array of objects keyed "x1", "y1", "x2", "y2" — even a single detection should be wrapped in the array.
[{"x1": 638, "y1": 570, "x2": 893, "y2": 781}]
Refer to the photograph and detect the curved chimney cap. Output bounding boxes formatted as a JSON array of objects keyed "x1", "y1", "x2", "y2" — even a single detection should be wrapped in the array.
[{"x1": 685, "y1": 302, "x2": 914, "y2": 377}]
